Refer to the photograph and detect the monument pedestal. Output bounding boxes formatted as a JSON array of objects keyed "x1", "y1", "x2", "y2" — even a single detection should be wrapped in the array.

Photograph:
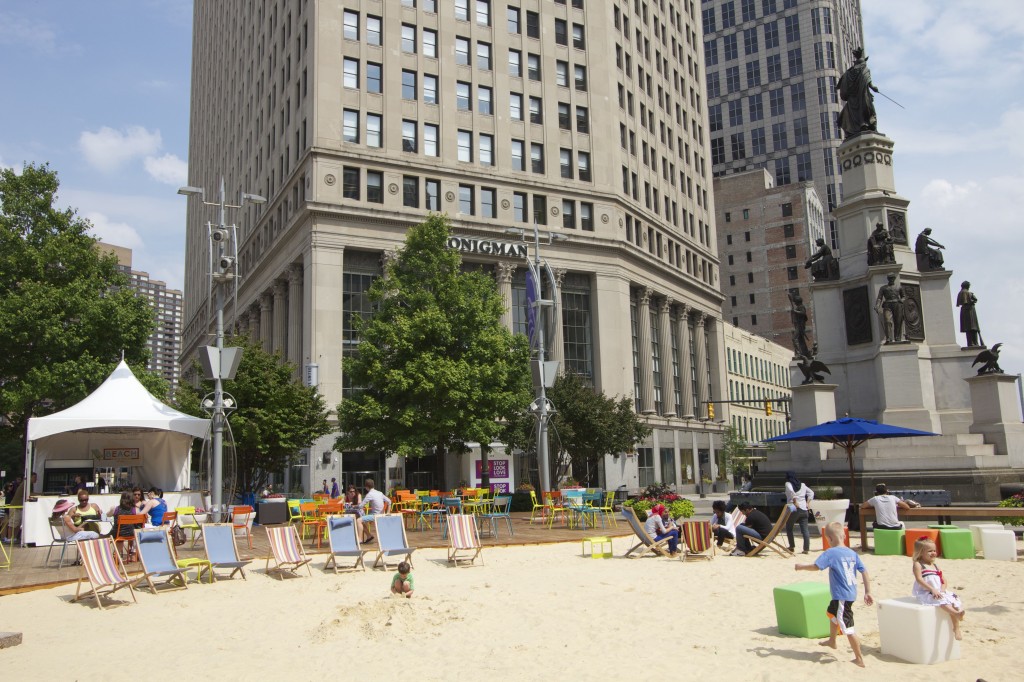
[
  {"x1": 761, "y1": 383, "x2": 837, "y2": 475},
  {"x1": 967, "y1": 374, "x2": 1024, "y2": 466}
]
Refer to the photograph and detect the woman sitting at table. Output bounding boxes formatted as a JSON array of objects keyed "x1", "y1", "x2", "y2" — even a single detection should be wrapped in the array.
[
  {"x1": 60, "y1": 492, "x2": 102, "y2": 542},
  {"x1": 343, "y1": 484, "x2": 366, "y2": 540},
  {"x1": 110, "y1": 491, "x2": 144, "y2": 535},
  {"x1": 139, "y1": 487, "x2": 167, "y2": 526},
  {"x1": 131, "y1": 487, "x2": 146, "y2": 513}
]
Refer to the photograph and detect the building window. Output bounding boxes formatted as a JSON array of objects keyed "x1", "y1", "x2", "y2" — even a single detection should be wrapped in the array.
[
  {"x1": 423, "y1": 74, "x2": 438, "y2": 104},
  {"x1": 731, "y1": 133, "x2": 745, "y2": 160},
  {"x1": 477, "y1": 42, "x2": 492, "y2": 70},
  {"x1": 507, "y1": 6, "x2": 520, "y2": 33},
  {"x1": 402, "y1": 120, "x2": 417, "y2": 152},
  {"x1": 457, "y1": 130, "x2": 472, "y2": 162},
  {"x1": 558, "y1": 103, "x2": 571, "y2": 130},
  {"x1": 455, "y1": 37, "x2": 470, "y2": 65},
  {"x1": 455, "y1": 0, "x2": 469, "y2": 21},
  {"x1": 580, "y1": 202, "x2": 593, "y2": 231},
  {"x1": 562, "y1": 274, "x2": 594, "y2": 379},
  {"x1": 423, "y1": 29, "x2": 437, "y2": 58},
  {"x1": 343, "y1": 109, "x2": 359, "y2": 143},
  {"x1": 481, "y1": 186, "x2": 496, "y2": 218},
  {"x1": 529, "y1": 96, "x2": 543, "y2": 124},
  {"x1": 792, "y1": 83, "x2": 807, "y2": 113},
  {"x1": 574, "y1": 65, "x2": 587, "y2": 91},
  {"x1": 728, "y1": 99, "x2": 743, "y2": 127},
  {"x1": 479, "y1": 134, "x2": 494, "y2": 166},
  {"x1": 788, "y1": 47, "x2": 803, "y2": 77},
  {"x1": 532, "y1": 194, "x2": 547, "y2": 225},
  {"x1": 367, "y1": 62, "x2": 382, "y2": 94},
  {"x1": 424, "y1": 123, "x2": 438, "y2": 156},
  {"x1": 366, "y1": 15, "x2": 381, "y2": 45},
  {"x1": 366, "y1": 113, "x2": 381, "y2": 148},
  {"x1": 781, "y1": 202, "x2": 793, "y2": 217},
  {"x1": 531, "y1": 143, "x2": 544, "y2": 174},
  {"x1": 509, "y1": 49, "x2": 522, "y2": 77},
  {"x1": 456, "y1": 81, "x2": 471, "y2": 110},
  {"x1": 555, "y1": 18, "x2": 568, "y2": 45},
  {"x1": 343, "y1": 58, "x2": 359, "y2": 89},
  {"x1": 402, "y1": 70, "x2": 417, "y2": 100},
  {"x1": 526, "y1": 10, "x2": 540, "y2": 38},
  {"x1": 767, "y1": 54, "x2": 782, "y2": 82},
  {"x1": 513, "y1": 192, "x2": 527, "y2": 222},
  {"x1": 560, "y1": 148, "x2": 573, "y2": 179},
  {"x1": 796, "y1": 152, "x2": 813, "y2": 181},
  {"x1": 637, "y1": 448, "x2": 655, "y2": 488},
  {"x1": 764, "y1": 19, "x2": 779, "y2": 49},
  {"x1": 342, "y1": 167, "x2": 359, "y2": 200},
  {"x1": 772, "y1": 122, "x2": 788, "y2": 151},
  {"x1": 746, "y1": 60, "x2": 761, "y2": 88},
  {"x1": 511, "y1": 139, "x2": 524, "y2": 171},
  {"x1": 710, "y1": 138, "x2": 725, "y2": 165},
  {"x1": 476, "y1": 0, "x2": 491, "y2": 27},
  {"x1": 576, "y1": 106, "x2": 589, "y2": 133},
  {"x1": 572, "y1": 23, "x2": 586, "y2": 50},
  {"x1": 785, "y1": 14, "x2": 800, "y2": 43},
  {"x1": 510, "y1": 92, "x2": 523, "y2": 120},
  {"x1": 775, "y1": 157, "x2": 792, "y2": 186},
  {"x1": 562, "y1": 199, "x2": 575, "y2": 229},
  {"x1": 785, "y1": 244, "x2": 797, "y2": 259},
  {"x1": 366, "y1": 171, "x2": 383, "y2": 204},
  {"x1": 750, "y1": 127, "x2": 765, "y2": 155},
  {"x1": 724, "y1": 34, "x2": 738, "y2": 61},
  {"x1": 527, "y1": 53, "x2": 541, "y2": 80},
  {"x1": 343, "y1": 11, "x2": 359, "y2": 41},
  {"x1": 578, "y1": 151, "x2": 591, "y2": 181},
  {"x1": 787, "y1": 266, "x2": 799, "y2": 280},
  {"x1": 401, "y1": 24, "x2": 416, "y2": 53},
  {"x1": 783, "y1": 223, "x2": 795, "y2": 237},
  {"x1": 425, "y1": 179, "x2": 440, "y2": 210},
  {"x1": 458, "y1": 184, "x2": 474, "y2": 214},
  {"x1": 403, "y1": 175, "x2": 419, "y2": 207},
  {"x1": 709, "y1": 104, "x2": 722, "y2": 132},
  {"x1": 556, "y1": 60, "x2": 569, "y2": 87},
  {"x1": 726, "y1": 66, "x2": 740, "y2": 93},
  {"x1": 743, "y1": 27, "x2": 758, "y2": 55}
]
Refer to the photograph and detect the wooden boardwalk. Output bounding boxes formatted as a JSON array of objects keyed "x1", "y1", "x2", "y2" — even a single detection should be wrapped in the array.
[{"x1": 0, "y1": 512, "x2": 632, "y2": 594}]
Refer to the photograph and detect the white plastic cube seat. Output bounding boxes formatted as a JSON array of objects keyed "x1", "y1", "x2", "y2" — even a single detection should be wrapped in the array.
[
  {"x1": 877, "y1": 597, "x2": 961, "y2": 664},
  {"x1": 969, "y1": 523, "x2": 1003, "y2": 555},
  {"x1": 980, "y1": 528, "x2": 1017, "y2": 561}
]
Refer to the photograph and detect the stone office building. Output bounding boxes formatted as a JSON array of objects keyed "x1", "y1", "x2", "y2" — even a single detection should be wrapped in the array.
[{"x1": 182, "y1": 0, "x2": 730, "y2": 494}]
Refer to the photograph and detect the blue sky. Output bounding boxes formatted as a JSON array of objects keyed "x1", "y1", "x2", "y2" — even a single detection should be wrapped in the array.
[{"x1": 1, "y1": 0, "x2": 1022, "y2": 381}]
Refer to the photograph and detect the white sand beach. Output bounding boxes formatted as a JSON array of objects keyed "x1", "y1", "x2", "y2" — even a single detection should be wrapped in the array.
[{"x1": 1, "y1": 539, "x2": 1019, "y2": 681}]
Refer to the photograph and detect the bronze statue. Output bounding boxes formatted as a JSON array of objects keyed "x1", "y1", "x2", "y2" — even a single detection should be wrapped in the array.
[
  {"x1": 956, "y1": 281, "x2": 983, "y2": 347},
  {"x1": 972, "y1": 343, "x2": 1003, "y2": 375},
  {"x1": 788, "y1": 290, "x2": 811, "y2": 357},
  {"x1": 838, "y1": 47, "x2": 879, "y2": 138},
  {"x1": 867, "y1": 222, "x2": 895, "y2": 266},
  {"x1": 875, "y1": 273, "x2": 906, "y2": 344},
  {"x1": 796, "y1": 349, "x2": 831, "y2": 385},
  {"x1": 915, "y1": 228, "x2": 945, "y2": 271},
  {"x1": 805, "y1": 238, "x2": 839, "y2": 281}
]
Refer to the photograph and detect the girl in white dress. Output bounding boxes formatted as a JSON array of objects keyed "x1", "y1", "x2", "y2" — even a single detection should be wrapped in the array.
[{"x1": 911, "y1": 537, "x2": 965, "y2": 640}]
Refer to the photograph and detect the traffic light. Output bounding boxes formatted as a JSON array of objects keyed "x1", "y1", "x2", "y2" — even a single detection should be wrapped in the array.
[
  {"x1": 706, "y1": 402, "x2": 715, "y2": 420},
  {"x1": 765, "y1": 400, "x2": 773, "y2": 416}
]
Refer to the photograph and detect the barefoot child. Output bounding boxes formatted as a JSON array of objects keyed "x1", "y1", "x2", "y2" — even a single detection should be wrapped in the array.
[
  {"x1": 390, "y1": 561, "x2": 414, "y2": 598},
  {"x1": 795, "y1": 522, "x2": 874, "y2": 668},
  {"x1": 912, "y1": 537, "x2": 964, "y2": 640}
]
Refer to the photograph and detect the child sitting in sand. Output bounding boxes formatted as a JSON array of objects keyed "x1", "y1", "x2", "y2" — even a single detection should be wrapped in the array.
[
  {"x1": 391, "y1": 561, "x2": 414, "y2": 598},
  {"x1": 795, "y1": 522, "x2": 874, "y2": 668},
  {"x1": 912, "y1": 537, "x2": 965, "y2": 640}
]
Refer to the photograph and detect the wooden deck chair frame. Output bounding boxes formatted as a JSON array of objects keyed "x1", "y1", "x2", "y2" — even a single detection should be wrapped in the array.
[
  {"x1": 744, "y1": 506, "x2": 795, "y2": 558},
  {"x1": 621, "y1": 506, "x2": 674, "y2": 559},
  {"x1": 264, "y1": 524, "x2": 312, "y2": 579},
  {"x1": 679, "y1": 520, "x2": 715, "y2": 561},
  {"x1": 323, "y1": 515, "x2": 367, "y2": 573},
  {"x1": 202, "y1": 522, "x2": 252, "y2": 580},
  {"x1": 446, "y1": 514, "x2": 484, "y2": 567},
  {"x1": 371, "y1": 515, "x2": 416, "y2": 570},
  {"x1": 134, "y1": 527, "x2": 189, "y2": 594},
  {"x1": 72, "y1": 537, "x2": 138, "y2": 610},
  {"x1": 718, "y1": 508, "x2": 745, "y2": 552}
]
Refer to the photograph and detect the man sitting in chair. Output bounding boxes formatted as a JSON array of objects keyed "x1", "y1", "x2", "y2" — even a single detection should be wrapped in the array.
[
  {"x1": 643, "y1": 504, "x2": 679, "y2": 555},
  {"x1": 733, "y1": 502, "x2": 772, "y2": 556},
  {"x1": 360, "y1": 478, "x2": 391, "y2": 544}
]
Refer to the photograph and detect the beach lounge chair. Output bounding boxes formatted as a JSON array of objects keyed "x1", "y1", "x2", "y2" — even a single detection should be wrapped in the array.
[
  {"x1": 203, "y1": 522, "x2": 252, "y2": 580},
  {"x1": 447, "y1": 514, "x2": 484, "y2": 567},
  {"x1": 744, "y1": 506, "x2": 794, "y2": 558},
  {"x1": 679, "y1": 520, "x2": 715, "y2": 561},
  {"x1": 621, "y1": 506, "x2": 675, "y2": 559},
  {"x1": 134, "y1": 527, "x2": 189, "y2": 594},
  {"x1": 72, "y1": 537, "x2": 138, "y2": 609},
  {"x1": 324, "y1": 515, "x2": 367, "y2": 573},
  {"x1": 371, "y1": 515, "x2": 416, "y2": 570},
  {"x1": 265, "y1": 524, "x2": 312, "y2": 579}
]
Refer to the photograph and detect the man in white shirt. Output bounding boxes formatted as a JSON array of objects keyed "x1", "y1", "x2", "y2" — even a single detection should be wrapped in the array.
[
  {"x1": 860, "y1": 483, "x2": 919, "y2": 530},
  {"x1": 360, "y1": 478, "x2": 391, "y2": 543}
]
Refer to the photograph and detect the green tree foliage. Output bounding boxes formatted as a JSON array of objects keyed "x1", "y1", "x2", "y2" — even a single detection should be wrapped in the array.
[
  {"x1": 176, "y1": 335, "x2": 332, "y2": 493},
  {"x1": 0, "y1": 163, "x2": 155, "y2": 471},
  {"x1": 720, "y1": 424, "x2": 750, "y2": 477},
  {"x1": 336, "y1": 215, "x2": 531, "y2": 469}
]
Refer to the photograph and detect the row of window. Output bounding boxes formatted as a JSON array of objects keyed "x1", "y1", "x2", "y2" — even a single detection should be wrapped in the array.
[
  {"x1": 727, "y1": 347, "x2": 789, "y2": 387},
  {"x1": 625, "y1": 213, "x2": 716, "y2": 285},
  {"x1": 702, "y1": 0, "x2": 800, "y2": 35}
]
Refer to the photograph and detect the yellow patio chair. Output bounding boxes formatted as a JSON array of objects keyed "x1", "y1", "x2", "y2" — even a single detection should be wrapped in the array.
[
  {"x1": 287, "y1": 499, "x2": 302, "y2": 524},
  {"x1": 528, "y1": 490, "x2": 547, "y2": 524},
  {"x1": 597, "y1": 491, "x2": 618, "y2": 528},
  {"x1": 175, "y1": 506, "x2": 203, "y2": 548}
]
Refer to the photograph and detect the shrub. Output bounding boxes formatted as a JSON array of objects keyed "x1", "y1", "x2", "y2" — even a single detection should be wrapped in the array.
[
  {"x1": 996, "y1": 492, "x2": 1024, "y2": 525},
  {"x1": 624, "y1": 495, "x2": 695, "y2": 522}
]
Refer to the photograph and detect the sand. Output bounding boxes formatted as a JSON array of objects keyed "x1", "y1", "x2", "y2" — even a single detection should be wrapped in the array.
[{"x1": 1, "y1": 539, "x2": 1020, "y2": 681}]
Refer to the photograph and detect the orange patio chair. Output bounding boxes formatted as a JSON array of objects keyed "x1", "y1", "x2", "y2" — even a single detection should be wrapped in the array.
[
  {"x1": 230, "y1": 505, "x2": 255, "y2": 549},
  {"x1": 113, "y1": 513, "x2": 148, "y2": 563}
]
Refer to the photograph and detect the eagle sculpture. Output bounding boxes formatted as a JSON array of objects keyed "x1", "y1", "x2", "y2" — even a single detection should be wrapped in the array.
[
  {"x1": 972, "y1": 343, "x2": 1003, "y2": 376},
  {"x1": 796, "y1": 354, "x2": 831, "y2": 385}
]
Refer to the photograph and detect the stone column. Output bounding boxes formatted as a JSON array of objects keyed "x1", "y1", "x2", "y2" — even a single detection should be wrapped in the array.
[
  {"x1": 658, "y1": 297, "x2": 676, "y2": 417},
  {"x1": 259, "y1": 291, "x2": 273, "y2": 353},
  {"x1": 549, "y1": 268, "x2": 566, "y2": 367},
  {"x1": 287, "y1": 263, "x2": 303, "y2": 370},
  {"x1": 248, "y1": 302, "x2": 261, "y2": 342},
  {"x1": 237, "y1": 310, "x2": 250, "y2": 336},
  {"x1": 675, "y1": 304, "x2": 694, "y2": 418},
  {"x1": 496, "y1": 262, "x2": 516, "y2": 331},
  {"x1": 272, "y1": 279, "x2": 288, "y2": 356},
  {"x1": 693, "y1": 312, "x2": 709, "y2": 413},
  {"x1": 636, "y1": 287, "x2": 656, "y2": 414}
]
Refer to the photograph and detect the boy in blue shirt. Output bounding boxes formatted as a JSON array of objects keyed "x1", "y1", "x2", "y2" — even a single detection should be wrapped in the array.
[{"x1": 795, "y1": 522, "x2": 874, "y2": 667}]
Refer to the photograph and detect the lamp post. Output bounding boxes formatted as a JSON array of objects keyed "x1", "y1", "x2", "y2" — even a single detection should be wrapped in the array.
[
  {"x1": 505, "y1": 225, "x2": 566, "y2": 494},
  {"x1": 178, "y1": 178, "x2": 265, "y2": 513}
]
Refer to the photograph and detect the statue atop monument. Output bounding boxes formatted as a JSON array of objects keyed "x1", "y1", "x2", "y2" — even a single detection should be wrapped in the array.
[
  {"x1": 867, "y1": 222, "x2": 895, "y2": 266},
  {"x1": 875, "y1": 273, "x2": 906, "y2": 344},
  {"x1": 972, "y1": 343, "x2": 1003, "y2": 376},
  {"x1": 805, "y1": 238, "x2": 840, "y2": 281},
  {"x1": 796, "y1": 346, "x2": 831, "y2": 385},
  {"x1": 956, "y1": 281, "x2": 983, "y2": 348},
  {"x1": 838, "y1": 47, "x2": 879, "y2": 138},
  {"x1": 915, "y1": 228, "x2": 945, "y2": 271},
  {"x1": 788, "y1": 289, "x2": 812, "y2": 357}
]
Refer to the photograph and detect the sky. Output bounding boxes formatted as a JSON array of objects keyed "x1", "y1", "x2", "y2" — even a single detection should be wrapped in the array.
[{"x1": 0, "y1": 0, "x2": 1022, "y2": 380}]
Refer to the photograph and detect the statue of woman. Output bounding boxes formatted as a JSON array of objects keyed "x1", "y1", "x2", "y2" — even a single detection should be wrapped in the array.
[{"x1": 838, "y1": 47, "x2": 879, "y2": 137}]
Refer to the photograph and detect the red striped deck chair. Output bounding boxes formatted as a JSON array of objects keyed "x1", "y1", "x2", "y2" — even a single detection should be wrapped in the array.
[
  {"x1": 447, "y1": 514, "x2": 484, "y2": 567},
  {"x1": 679, "y1": 520, "x2": 715, "y2": 561},
  {"x1": 72, "y1": 537, "x2": 138, "y2": 609},
  {"x1": 265, "y1": 524, "x2": 312, "y2": 579}
]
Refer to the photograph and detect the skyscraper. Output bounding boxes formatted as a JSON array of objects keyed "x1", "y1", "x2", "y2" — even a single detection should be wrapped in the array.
[
  {"x1": 701, "y1": 0, "x2": 864, "y2": 249},
  {"x1": 183, "y1": 1, "x2": 731, "y2": 493}
]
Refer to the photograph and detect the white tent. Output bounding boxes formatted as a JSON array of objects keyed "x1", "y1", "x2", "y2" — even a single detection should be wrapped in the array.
[{"x1": 26, "y1": 361, "x2": 210, "y2": 493}]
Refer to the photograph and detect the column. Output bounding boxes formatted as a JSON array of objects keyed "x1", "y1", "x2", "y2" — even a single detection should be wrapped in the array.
[
  {"x1": 272, "y1": 278, "x2": 288, "y2": 356},
  {"x1": 249, "y1": 302, "x2": 261, "y2": 342},
  {"x1": 549, "y1": 268, "x2": 566, "y2": 368},
  {"x1": 496, "y1": 261, "x2": 516, "y2": 331},
  {"x1": 307, "y1": 237, "x2": 345, "y2": 407},
  {"x1": 259, "y1": 291, "x2": 273, "y2": 353},
  {"x1": 237, "y1": 310, "x2": 250, "y2": 336},
  {"x1": 658, "y1": 297, "x2": 676, "y2": 417},
  {"x1": 675, "y1": 304, "x2": 694, "y2": 418},
  {"x1": 287, "y1": 263, "x2": 303, "y2": 370},
  {"x1": 694, "y1": 312, "x2": 709, "y2": 413},
  {"x1": 636, "y1": 287, "x2": 656, "y2": 414}
]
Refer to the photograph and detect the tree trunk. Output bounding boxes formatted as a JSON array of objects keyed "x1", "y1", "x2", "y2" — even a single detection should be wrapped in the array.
[{"x1": 434, "y1": 442, "x2": 447, "y2": 491}]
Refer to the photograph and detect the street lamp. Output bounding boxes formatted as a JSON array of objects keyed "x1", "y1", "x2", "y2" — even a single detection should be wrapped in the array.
[
  {"x1": 504, "y1": 225, "x2": 566, "y2": 494},
  {"x1": 178, "y1": 178, "x2": 265, "y2": 513}
]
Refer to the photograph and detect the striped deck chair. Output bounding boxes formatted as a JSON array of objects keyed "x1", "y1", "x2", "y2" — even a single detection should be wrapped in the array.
[
  {"x1": 265, "y1": 524, "x2": 312, "y2": 579},
  {"x1": 621, "y1": 507, "x2": 674, "y2": 559},
  {"x1": 745, "y1": 506, "x2": 794, "y2": 558},
  {"x1": 203, "y1": 523, "x2": 252, "y2": 580},
  {"x1": 72, "y1": 537, "x2": 138, "y2": 609},
  {"x1": 324, "y1": 515, "x2": 367, "y2": 573},
  {"x1": 135, "y1": 527, "x2": 189, "y2": 594},
  {"x1": 447, "y1": 514, "x2": 483, "y2": 567},
  {"x1": 371, "y1": 515, "x2": 416, "y2": 570},
  {"x1": 679, "y1": 520, "x2": 715, "y2": 561}
]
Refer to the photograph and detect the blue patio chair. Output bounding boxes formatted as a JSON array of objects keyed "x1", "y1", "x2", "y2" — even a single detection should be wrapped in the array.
[
  {"x1": 134, "y1": 528, "x2": 189, "y2": 594},
  {"x1": 203, "y1": 522, "x2": 252, "y2": 580},
  {"x1": 324, "y1": 515, "x2": 368, "y2": 573},
  {"x1": 480, "y1": 495, "x2": 514, "y2": 538},
  {"x1": 416, "y1": 495, "x2": 445, "y2": 531},
  {"x1": 440, "y1": 497, "x2": 463, "y2": 539},
  {"x1": 371, "y1": 515, "x2": 416, "y2": 570}
]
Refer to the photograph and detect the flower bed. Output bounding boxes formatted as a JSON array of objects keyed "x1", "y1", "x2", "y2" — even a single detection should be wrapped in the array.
[{"x1": 623, "y1": 483, "x2": 695, "y2": 521}]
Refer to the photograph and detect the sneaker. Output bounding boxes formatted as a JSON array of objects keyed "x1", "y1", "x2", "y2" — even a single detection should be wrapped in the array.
[{"x1": 731, "y1": 549, "x2": 746, "y2": 556}]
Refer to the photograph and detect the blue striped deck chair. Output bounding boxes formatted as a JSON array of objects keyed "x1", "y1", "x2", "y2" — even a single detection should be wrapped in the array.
[
  {"x1": 371, "y1": 515, "x2": 416, "y2": 570},
  {"x1": 447, "y1": 514, "x2": 483, "y2": 567},
  {"x1": 72, "y1": 537, "x2": 138, "y2": 609},
  {"x1": 134, "y1": 527, "x2": 189, "y2": 594},
  {"x1": 203, "y1": 522, "x2": 252, "y2": 580},
  {"x1": 324, "y1": 515, "x2": 367, "y2": 573},
  {"x1": 265, "y1": 524, "x2": 312, "y2": 579}
]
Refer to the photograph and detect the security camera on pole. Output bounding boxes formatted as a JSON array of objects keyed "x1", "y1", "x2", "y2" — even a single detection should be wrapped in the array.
[{"x1": 178, "y1": 178, "x2": 265, "y2": 514}]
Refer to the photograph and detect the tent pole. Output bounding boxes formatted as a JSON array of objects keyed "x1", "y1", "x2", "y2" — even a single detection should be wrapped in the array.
[{"x1": 22, "y1": 434, "x2": 32, "y2": 548}]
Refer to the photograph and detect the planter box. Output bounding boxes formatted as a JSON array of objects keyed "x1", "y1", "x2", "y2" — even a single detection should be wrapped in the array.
[{"x1": 811, "y1": 499, "x2": 850, "y2": 530}]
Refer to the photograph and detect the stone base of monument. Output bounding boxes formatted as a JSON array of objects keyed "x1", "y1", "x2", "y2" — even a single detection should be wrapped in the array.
[{"x1": 0, "y1": 632, "x2": 23, "y2": 649}]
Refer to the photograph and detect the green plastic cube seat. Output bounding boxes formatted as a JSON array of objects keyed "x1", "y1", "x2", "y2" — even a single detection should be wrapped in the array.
[
  {"x1": 773, "y1": 581, "x2": 832, "y2": 638},
  {"x1": 927, "y1": 524, "x2": 959, "y2": 530},
  {"x1": 938, "y1": 528, "x2": 975, "y2": 559},
  {"x1": 873, "y1": 528, "x2": 905, "y2": 555}
]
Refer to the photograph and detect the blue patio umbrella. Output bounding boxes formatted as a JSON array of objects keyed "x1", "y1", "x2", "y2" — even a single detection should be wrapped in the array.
[{"x1": 766, "y1": 417, "x2": 938, "y2": 502}]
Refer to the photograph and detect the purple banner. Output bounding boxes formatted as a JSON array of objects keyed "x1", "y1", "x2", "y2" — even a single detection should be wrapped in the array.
[{"x1": 474, "y1": 459, "x2": 510, "y2": 478}]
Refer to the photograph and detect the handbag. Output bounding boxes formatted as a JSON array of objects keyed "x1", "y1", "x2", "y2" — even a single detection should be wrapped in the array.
[{"x1": 171, "y1": 524, "x2": 187, "y2": 547}]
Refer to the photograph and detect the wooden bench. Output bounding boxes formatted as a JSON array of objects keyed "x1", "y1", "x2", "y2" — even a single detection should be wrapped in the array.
[{"x1": 858, "y1": 506, "x2": 1024, "y2": 551}]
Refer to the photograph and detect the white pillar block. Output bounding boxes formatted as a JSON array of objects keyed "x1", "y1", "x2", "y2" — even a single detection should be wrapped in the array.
[
  {"x1": 980, "y1": 528, "x2": 1018, "y2": 561},
  {"x1": 969, "y1": 523, "x2": 1003, "y2": 555},
  {"x1": 877, "y1": 596, "x2": 961, "y2": 664}
]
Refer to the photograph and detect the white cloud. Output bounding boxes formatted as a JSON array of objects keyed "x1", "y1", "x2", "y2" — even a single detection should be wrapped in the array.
[
  {"x1": 78, "y1": 126, "x2": 162, "y2": 173},
  {"x1": 144, "y1": 153, "x2": 188, "y2": 186},
  {"x1": 85, "y1": 212, "x2": 144, "y2": 251},
  {"x1": 0, "y1": 12, "x2": 58, "y2": 54}
]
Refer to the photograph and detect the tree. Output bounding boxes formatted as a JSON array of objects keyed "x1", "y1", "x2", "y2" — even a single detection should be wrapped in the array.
[
  {"x1": 176, "y1": 335, "x2": 332, "y2": 493},
  {"x1": 336, "y1": 215, "x2": 531, "y2": 481},
  {"x1": 0, "y1": 163, "x2": 155, "y2": 472},
  {"x1": 720, "y1": 425, "x2": 750, "y2": 481}
]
